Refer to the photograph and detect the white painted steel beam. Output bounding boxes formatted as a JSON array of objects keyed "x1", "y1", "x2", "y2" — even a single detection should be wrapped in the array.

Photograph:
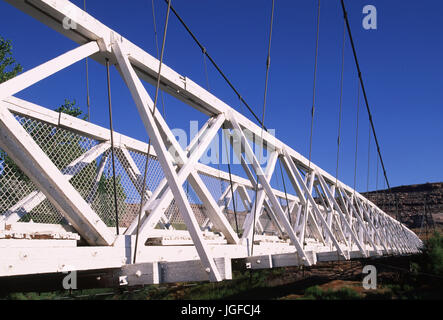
[{"x1": 0, "y1": 41, "x2": 100, "y2": 101}]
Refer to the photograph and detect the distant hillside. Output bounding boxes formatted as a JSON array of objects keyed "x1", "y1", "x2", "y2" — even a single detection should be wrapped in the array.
[{"x1": 362, "y1": 182, "x2": 443, "y2": 229}]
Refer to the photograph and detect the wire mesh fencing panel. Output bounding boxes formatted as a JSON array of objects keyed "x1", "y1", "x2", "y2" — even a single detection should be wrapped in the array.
[
  {"x1": 0, "y1": 114, "x2": 85, "y2": 224},
  {"x1": 0, "y1": 113, "x2": 164, "y2": 229}
]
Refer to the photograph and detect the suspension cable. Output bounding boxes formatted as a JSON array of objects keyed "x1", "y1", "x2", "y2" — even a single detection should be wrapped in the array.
[
  {"x1": 335, "y1": 18, "x2": 346, "y2": 185},
  {"x1": 251, "y1": 0, "x2": 275, "y2": 257},
  {"x1": 164, "y1": 0, "x2": 266, "y2": 130},
  {"x1": 308, "y1": 0, "x2": 321, "y2": 168},
  {"x1": 134, "y1": 0, "x2": 171, "y2": 264},
  {"x1": 105, "y1": 58, "x2": 119, "y2": 235}
]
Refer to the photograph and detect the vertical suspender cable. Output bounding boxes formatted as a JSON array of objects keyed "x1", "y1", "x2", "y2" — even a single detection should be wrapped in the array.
[
  {"x1": 251, "y1": 0, "x2": 275, "y2": 256},
  {"x1": 334, "y1": 20, "x2": 346, "y2": 263},
  {"x1": 279, "y1": 157, "x2": 292, "y2": 225},
  {"x1": 134, "y1": 0, "x2": 172, "y2": 264},
  {"x1": 151, "y1": 0, "x2": 167, "y2": 117},
  {"x1": 202, "y1": 48, "x2": 210, "y2": 91},
  {"x1": 353, "y1": 80, "x2": 360, "y2": 194},
  {"x1": 84, "y1": 0, "x2": 91, "y2": 122},
  {"x1": 105, "y1": 58, "x2": 119, "y2": 235},
  {"x1": 85, "y1": 51, "x2": 90, "y2": 121},
  {"x1": 216, "y1": 151, "x2": 224, "y2": 208},
  {"x1": 308, "y1": 0, "x2": 321, "y2": 168},
  {"x1": 376, "y1": 150, "x2": 379, "y2": 201},
  {"x1": 304, "y1": 0, "x2": 320, "y2": 252},
  {"x1": 366, "y1": 125, "x2": 371, "y2": 192},
  {"x1": 335, "y1": 19, "x2": 346, "y2": 185},
  {"x1": 260, "y1": 0, "x2": 275, "y2": 123},
  {"x1": 223, "y1": 124, "x2": 240, "y2": 235}
]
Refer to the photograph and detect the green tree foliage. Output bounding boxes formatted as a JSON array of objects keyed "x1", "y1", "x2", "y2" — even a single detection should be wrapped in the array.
[
  {"x1": 0, "y1": 36, "x2": 22, "y2": 84},
  {"x1": 55, "y1": 99, "x2": 87, "y2": 120},
  {"x1": 0, "y1": 36, "x2": 25, "y2": 180},
  {"x1": 302, "y1": 285, "x2": 361, "y2": 300},
  {"x1": 420, "y1": 232, "x2": 443, "y2": 276}
]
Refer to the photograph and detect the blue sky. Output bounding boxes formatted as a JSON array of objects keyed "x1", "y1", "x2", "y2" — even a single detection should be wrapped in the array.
[{"x1": 0, "y1": 0, "x2": 442, "y2": 193}]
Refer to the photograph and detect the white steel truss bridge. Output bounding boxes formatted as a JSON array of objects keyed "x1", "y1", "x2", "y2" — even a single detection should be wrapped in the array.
[{"x1": 0, "y1": 0, "x2": 421, "y2": 290}]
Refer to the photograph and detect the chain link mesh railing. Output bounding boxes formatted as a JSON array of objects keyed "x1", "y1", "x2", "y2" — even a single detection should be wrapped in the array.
[{"x1": 0, "y1": 113, "x2": 165, "y2": 228}]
